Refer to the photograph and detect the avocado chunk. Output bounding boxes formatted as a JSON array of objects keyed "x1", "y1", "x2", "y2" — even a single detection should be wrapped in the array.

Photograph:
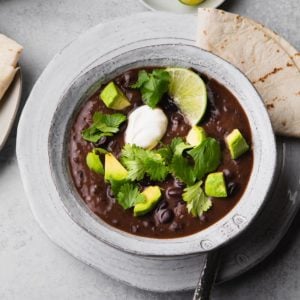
[
  {"x1": 100, "y1": 82, "x2": 131, "y2": 110},
  {"x1": 86, "y1": 150, "x2": 104, "y2": 175},
  {"x1": 205, "y1": 172, "x2": 227, "y2": 198},
  {"x1": 134, "y1": 186, "x2": 161, "y2": 217},
  {"x1": 225, "y1": 129, "x2": 250, "y2": 159},
  {"x1": 104, "y1": 153, "x2": 128, "y2": 181},
  {"x1": 186, "y1": 126, "x2": 206, "y2": 146}
]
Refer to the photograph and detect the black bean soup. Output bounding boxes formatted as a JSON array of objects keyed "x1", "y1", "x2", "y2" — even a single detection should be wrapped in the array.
[{"x1": 68, "y1": 67, "x2": 253, "y2": 238}]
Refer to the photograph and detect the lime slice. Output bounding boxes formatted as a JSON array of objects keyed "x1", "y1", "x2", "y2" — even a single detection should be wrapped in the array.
[
  {"x1": 179, "y1": 0, "x2": 205, "y2": 6},
  {"x1": 167, "y1": 68, "x2": 207, "y2": 125}
]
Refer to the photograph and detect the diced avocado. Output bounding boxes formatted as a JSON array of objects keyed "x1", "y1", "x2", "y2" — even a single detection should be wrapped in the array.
[
  {"x1": 104, "y1": 153, "x2": 128, "y2": 181},
  {"x1": 186, "y1": 126, "x2": 207, "y2": 146},
  {"x1": 86, "y1": 150, "x2": 104, "y2": 175},
  {"x1": 225, "y1": 129, "x2": 250, "y2": 159},
  {"x1": 100, "y1": 82, "x2": 131, "y2": 110},
  {"x1": 205, "y1": 172, "x2": 227, "y2": 198},
  {"x1": 134, "y1": 186, "x2": 161, "y2": 217}
]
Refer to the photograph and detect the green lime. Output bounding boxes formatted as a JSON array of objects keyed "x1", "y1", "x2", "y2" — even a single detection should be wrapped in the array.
[
  {"x1": 179, "y1": 0, "x2": 205, "y2": 6},
  {"x1": 166, "y1": 68, "x2": 207, "y2": 125}
]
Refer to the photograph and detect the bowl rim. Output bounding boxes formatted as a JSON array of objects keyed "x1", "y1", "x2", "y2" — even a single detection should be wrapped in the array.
[{"x1": 48, "y1": 43, "x2": 277, "y2": 257}]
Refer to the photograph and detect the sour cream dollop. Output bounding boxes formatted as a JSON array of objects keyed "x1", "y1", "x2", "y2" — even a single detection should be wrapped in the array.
[{"x1": 125, "y1": 105, "x2": 168, "y2": 149}]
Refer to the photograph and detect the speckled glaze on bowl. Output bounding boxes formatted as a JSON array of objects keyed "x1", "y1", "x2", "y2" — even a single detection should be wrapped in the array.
[{"x1": 48, "y1": 44, "x2": 276, "y2": 257}]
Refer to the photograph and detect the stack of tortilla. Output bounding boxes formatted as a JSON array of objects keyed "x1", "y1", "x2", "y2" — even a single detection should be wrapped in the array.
[
  {"x1": 0, "y1": 34, "x2": 23, "y2": 101},
  {"x1": 197, "y1": 8, "x2": 300, "y2": 137}
]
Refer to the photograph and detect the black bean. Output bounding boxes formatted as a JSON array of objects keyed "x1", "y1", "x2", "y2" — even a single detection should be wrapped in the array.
[
  {"x1": 171, "y1": 113, "x2": 183, "y2": 123},
  {"x1": 107, "y1": 140, "x2": 121, "y2": 153},
  {"x1": 139, "y1": 177, "x2": 153, "y2": 187},
  {"x1": 90, "y1": 184, "x2": 99, "y2": 195},
  {"x1": 200, "y1": 215, "x2": 207, "y2": 222},
  {"x1": 161, "y1": 97, "x2": 178, "y2": 112},
  {"x1": 131, "y1": 225, "x2": 138, "y2": 233},
  {"x1": 106, "y1": 186, "x2": 115, "y2": 200},
  {"x1": 94, "y1": 136, "x2": 108, "y2": 147},
  {"x1": 227, "y1": 182, "x2": 239, "y2": 196},
  {"x1": 174, "y1": 202, "x2": 186, "y2": 217},
  {"x1": 155, "y1": 208, "x2": 174, "y2": 224},
  {"x1": 77, "y1": 170, "x2": 84, "y2": 179},
  {"x1": 119, "y1": 123, "x2": 127, "y2": 133},
  {"x1": 174, "y1": 179, "x2": 186, "y2": 188},
  {"x1": 166, "y1": 187, "x2": 183, "y2": 199},
  {"x1": 123, "y1": 70, "x2": 137, "y2": 86},
  {"x1": 169, "y1": 221, "x2": 183, "y2": 231},
  {"x1": 223, "y1": 169, "x2": 231, "y2": 177},
  {"x1": 171, "y1": 121, "x2": 179, "y2": 132},
  {"x1": 73, "y1": 157, "x2": 80, "y2": 163},
  {"x1": 126, "y1": 90, "x2": 140, "y2": 102},
  {"x1": 157, "y1": 201, "x2": 168, "y2": 210},
  {"x1": 142, "y1": 221, "x2": 149, "y2": 228}
]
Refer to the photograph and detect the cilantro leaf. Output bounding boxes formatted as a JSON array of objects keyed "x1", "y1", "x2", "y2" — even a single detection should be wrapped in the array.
[
  {"x1": 120, "y1": 144, "x2": 145, "y2": 180},
  {"x1": 115, "y1": 182, "x2": 145, "y2": 210},
  {"x1": 82, "y1": 127, "x2": 112, "y2": 143},
  {"x1": 169, "y1": 140, "x2": 195, "y2": 186},
  {"x1": 182, "y1": 181, "x2": 212, "y2": 217},
  {"x1": 170, "y1": 137, "x2": 185, "y2": 152},
  {"x1": 155, "y1": 146, "x2": 172, "y2": 164},
  {"x1": 131, "y1": 70, "x2": 149, "y2": 88},
  {"x1": 188, "y1": 137, "x2": 221, "y2": 180},
  {"x1": 170, "y1": 155, "x2": 196, "y2": 186},
  {"x1": 93, "y1": 112, "x2": 127, "y2": 132},
  {"x1": 131, "y1": 69, "x2": 170, "y2": 108},
  {"x1": 121, "y1": 144, "x2": 169, "y2": 181},
  {"x1": 144, "y1": 151, "x2": 169, "y2": 181},
  {"x1": 82, "y1": 112, "x2": 126, "y2": 143},
  {"x1": 109, "y1": 179, "x2": 126, "y2": 196}
]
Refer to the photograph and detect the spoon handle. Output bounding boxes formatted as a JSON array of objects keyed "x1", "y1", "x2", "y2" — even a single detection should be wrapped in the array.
[{"x1": 193, "y1": 250, "x2": 221, "y2": 300}]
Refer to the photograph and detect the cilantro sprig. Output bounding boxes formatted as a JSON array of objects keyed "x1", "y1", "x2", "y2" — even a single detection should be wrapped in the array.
[
  {"x1": 182, "y1": 181, "x2": 212, "y2": 217},
  {"x1": 121, "y1": 144, "x2": 169, "y2": 181},
  {"x1": 188, "y1": 138, "x2": 221, "y2": 180},
  {"x1": 168, "y1": 138, "x2": 195, "y2": 186},
  {"x1": 119, "y1": 136, "x2": 221, "y2": 186},
  {"x1": 82, "y1": 112, "x2": 127, "y2": 143},
  {"x1": 113, "y1": 182, "x2": 145, "y2": 210},
  {"x1": 131, "y1": 69, "x2": 170, "y2": 108}
]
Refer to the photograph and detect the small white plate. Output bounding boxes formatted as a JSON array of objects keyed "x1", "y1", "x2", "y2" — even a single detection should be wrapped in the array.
[
  {"x1": 0, "y1": 70, "x2": 22, "y2": 151},
  {"x1": 139, "y1": 0, "x2": 226, "y2": 14}
]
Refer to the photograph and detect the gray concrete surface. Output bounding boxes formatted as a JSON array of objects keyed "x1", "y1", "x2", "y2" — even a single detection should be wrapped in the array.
[{"x1": 0, "y1": 0, "x2": 299, "y2": 299}]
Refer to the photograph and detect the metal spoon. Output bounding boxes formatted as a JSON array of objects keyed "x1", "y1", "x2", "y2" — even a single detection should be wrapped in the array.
[{"x1": 193, "y1": 249, "x2": 221, "y2": 300}]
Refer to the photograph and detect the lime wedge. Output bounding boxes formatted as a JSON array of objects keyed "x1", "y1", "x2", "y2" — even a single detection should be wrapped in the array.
[
  {"x1": 166, "y1": 68, "x2": 207, "y2": 125},
  {"x1": 179, "y1": 0, "x2": 205, "y2": 6}
]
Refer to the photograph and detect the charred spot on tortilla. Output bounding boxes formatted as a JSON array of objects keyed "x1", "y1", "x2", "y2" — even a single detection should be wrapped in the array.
[{"x1": 254, "y1": 67, "x2": 283, "y2": 84}]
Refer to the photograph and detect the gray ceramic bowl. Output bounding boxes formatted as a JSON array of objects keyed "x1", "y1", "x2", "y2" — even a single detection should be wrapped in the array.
[{"x1": 48, "y1": 44, "x2": 276, "y2": 256}]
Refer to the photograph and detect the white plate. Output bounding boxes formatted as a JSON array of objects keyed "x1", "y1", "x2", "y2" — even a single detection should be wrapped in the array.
[
  {"x1": 16, "y1": 12, "x2": 300, "y2": 292},
  {"x1": 0, "y1": 71, "x2": 22, "y2": 151},
  {"x1": 139, "y1": 0, "x2": 226, "y2": 13}
]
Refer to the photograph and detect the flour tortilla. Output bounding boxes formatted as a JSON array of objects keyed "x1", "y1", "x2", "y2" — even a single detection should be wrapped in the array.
[
  {"x1": 0, "y1": 63, "x2": 18, "y2": 100},
  {"x1": 0, "y1": 34, "x2": 23, "y2": 101},
  {"x1": 0, "y1": 34, "x2": 23, "y2": 67},
  {"x1": 197, "y1": 8, "x2": 300, "y2": 137},
  {"x1": 247, "y1": 19, "x2": 300, "y2": 70}
]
